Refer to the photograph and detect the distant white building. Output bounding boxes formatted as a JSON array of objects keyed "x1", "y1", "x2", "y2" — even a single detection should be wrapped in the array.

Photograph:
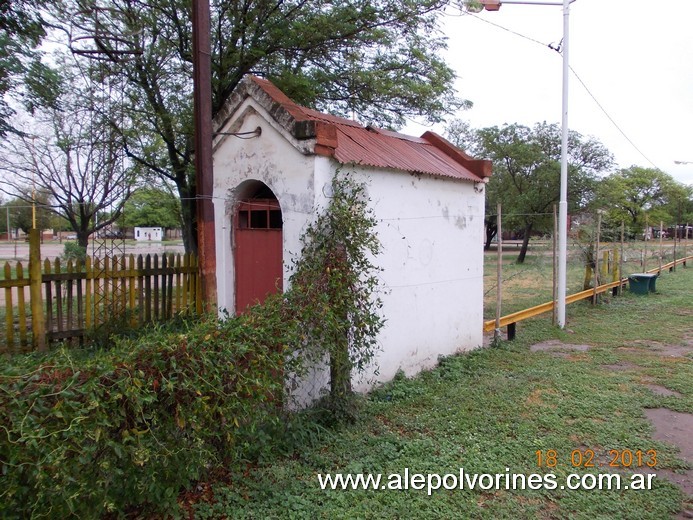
[
  {"x1": 134, "y1": 227, "x2": 163, "y2": 241},
  {"x1": 212, "y1": 76, "x2": 491, "y2": 396}
]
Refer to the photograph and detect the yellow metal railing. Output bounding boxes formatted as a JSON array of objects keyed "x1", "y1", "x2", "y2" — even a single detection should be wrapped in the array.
[{"x1": 484, "y1": 255, "x2": 691, "y2": 334}]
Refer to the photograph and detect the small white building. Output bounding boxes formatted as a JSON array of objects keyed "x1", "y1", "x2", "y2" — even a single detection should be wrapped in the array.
[
  {"x1": 212, "y1": 76, "x2": 491, "y2": 393},
  {"x1": 134, "y1": 227, "x2": 163, "y2": 242}
]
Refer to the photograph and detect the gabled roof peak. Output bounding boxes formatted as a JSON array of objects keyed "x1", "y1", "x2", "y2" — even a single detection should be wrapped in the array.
[{"x1": 214, "y1": 75, "x2": 492, "y2": 183}]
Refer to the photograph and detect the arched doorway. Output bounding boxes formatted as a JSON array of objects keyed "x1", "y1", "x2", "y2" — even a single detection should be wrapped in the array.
[{"x1": 234, "y1": 181, "x2": 283, "y2": 314}]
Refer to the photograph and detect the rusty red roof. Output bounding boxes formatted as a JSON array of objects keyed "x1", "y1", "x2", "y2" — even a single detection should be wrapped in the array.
[{"x1": 215, "y1": 76, "x2": 492, "y2": 183}]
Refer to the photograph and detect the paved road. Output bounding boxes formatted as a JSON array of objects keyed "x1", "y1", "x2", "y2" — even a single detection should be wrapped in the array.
[
  {"x1": 0, "y1": 241, "x2": 187, "y2": 307},
  {"x1": 0, "y1": 240, "x2": 186, "y2": 264}
]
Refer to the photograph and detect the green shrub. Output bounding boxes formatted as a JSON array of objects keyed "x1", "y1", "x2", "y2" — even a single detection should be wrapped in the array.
[
  {"x1": 0, "y1": 310, "x2": 288, "y2": 518},
  {"x1": 61, "y1": 241, "x2": 86, "y2": 262},
  {"x1": 0, "y1": 174, "x2": 384, "y2": 517}
]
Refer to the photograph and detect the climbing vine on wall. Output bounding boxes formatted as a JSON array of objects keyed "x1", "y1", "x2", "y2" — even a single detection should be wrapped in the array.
[{"x1": 287, "y1": 173, "x2": 384, "y2": 421}]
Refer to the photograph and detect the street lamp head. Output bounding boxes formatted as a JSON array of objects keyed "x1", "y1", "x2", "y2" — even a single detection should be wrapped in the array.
[{"x1": 481, "y1": 0, "x2": 502, "y2": 10}]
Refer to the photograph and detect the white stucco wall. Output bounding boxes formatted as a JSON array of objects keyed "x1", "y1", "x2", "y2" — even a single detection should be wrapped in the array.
[
  {"x1": 213, "y1": 100, "x2": 485, "y2": 399},
  {"x1": 212, "y1": 99, "x2": 317, "y2": 315},
  {"x1": 314, "y1": 157, "x2": 485, "y2": 391}
]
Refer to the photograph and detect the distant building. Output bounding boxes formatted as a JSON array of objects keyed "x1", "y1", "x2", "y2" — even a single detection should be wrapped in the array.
[{"x1": 134, "y1": 227, "x2": 163, "y2": 241}]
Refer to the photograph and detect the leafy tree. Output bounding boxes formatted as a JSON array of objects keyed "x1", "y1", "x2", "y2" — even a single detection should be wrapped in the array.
[
  {"x1": 122, "y1": 186, "x2": 182, "y2": 229},
  {"x1": 49, "y1": 0, "x2": 465, "y2": 254},
  {"x1": 661, "y1": 184, "x2": 693, "y2": 237},
  {"x1": 0, "y1": 59, "x2": 137, "y2": 249},
  {"x1": 596, "y1": 167, "x2": 692, "y2": 236},
  {"x1": 0, "y1": 0, "x2": 58, "y2": 136},
  {"x1": 0, "y1": 192, "x2": 52, "y2": 234},
  {"x1": 450, "y1": 121, "x2": 613, "y2": 263}
]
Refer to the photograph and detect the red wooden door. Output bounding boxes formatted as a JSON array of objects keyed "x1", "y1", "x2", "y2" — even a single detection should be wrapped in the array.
[{"x1": 234, "y1": 199, "x2": 283, "y2": 314}]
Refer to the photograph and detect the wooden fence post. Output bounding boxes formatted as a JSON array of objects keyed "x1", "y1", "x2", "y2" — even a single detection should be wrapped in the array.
[
  {"x1": 643, "y1": 214, "x2": 649, "y2": 271},
  {"x1": 601, "y1": 250, "x2": 609, "y2": 281},
  {"x1": 29, "y1": 229, "x2": 46, "y2": 351},
  {"x1": 611, "y1": 249, "x2": 620, "y2": 296},
  {"x1": 4, "y1": 263, "x2": 14, "y2": 350},
  {"x1": 552, "y1": 204, "x2": 557, "y2": 325},
  {"x1": 128, "y1": 255, "x2": 136, "y2": 326},
  {"x1": 619, "y1": 221, "x2": 625, "y2": 295},
  {"x1": 194, "y1": 254, "x2": 202, "y2": 315},
  {"x1": 494, "y1": 203, "x2": 502, "y2": 342},
  {"x1": 659, "y1": 220, "x2": 664, "y2": 273},
  {"x1": 16, "y1": 262, "x2": 27, "y2": 350},
  {"x1": 673, "y1": 218, "x2": 677, "y2": 272},
  {"x1": 593, "y1": 212, "x2": 602, "y2": 305},
  {"x1": 685, "y1": 223, "x2": 689, "y2": 267},
  {"x1": 85, "y1": 257, "x2": 93, "y2": 330}
]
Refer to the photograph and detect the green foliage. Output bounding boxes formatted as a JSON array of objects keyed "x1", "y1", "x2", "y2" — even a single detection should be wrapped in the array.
[
  {"x1": 22, "y1": 58, "x2": 63, "y2": 114},
  {"x1": 596, "y1": 166, "x2": 692, "y2": 234},
  {"x1": 460, "y1": 0, "x2": 485, "y2": 13},
  {"x1": 0, "y1": 0, "x2": 48, "y2": 135},
  {"x1": 479, "y1": 122, "x2": 611, "y2": 219},
  {"x1": 286, "y1": 175, "x2": 384, "y2": 422},
  {"x1": 122, "y1": 186, "x2": 182, "y2": 229},
  {"x1": 48, "y1": 0, "x2": 461, "y2": 253},
  {"x1": 0, "y1": 192, "x2": 52, "y2": 234},
  {"x1": 0, "y1": 175, "x2": 384, "y2": 516},
  {"x1": 0, "y1": 313, "x2": 288, "y2": 517},
  {"x1": 61, "y1": 241, "x2": 86, "y2": 262},
  {"x1": 447, "y1": 121, "x2": 613, "y2": 261}
]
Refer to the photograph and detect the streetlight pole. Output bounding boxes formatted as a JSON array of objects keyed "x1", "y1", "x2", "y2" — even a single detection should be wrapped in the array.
[
  {"x1": 557, "y1": 0, "x2": 570, "y2": 328},
  {"x1": 480, "y1": 0, "x2": 574, "y2": 328}
]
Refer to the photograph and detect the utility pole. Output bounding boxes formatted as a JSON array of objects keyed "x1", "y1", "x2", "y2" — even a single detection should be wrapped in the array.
[{"x1": 192, "y1": 0, "x2": 217, "y2": 306}]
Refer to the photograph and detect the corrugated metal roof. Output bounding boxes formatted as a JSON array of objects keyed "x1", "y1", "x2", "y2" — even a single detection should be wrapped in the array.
[
  {"x1": 331, "y1": 125, "x2": 481, "y2": 182},
  {"x1": 236, "y1": 76, "x2": 492, "y2": 183}
]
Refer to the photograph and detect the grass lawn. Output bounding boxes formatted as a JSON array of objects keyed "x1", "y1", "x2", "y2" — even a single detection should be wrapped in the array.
[{"x1": 191, "y1": 265, "x2": 692, "y2": 519}]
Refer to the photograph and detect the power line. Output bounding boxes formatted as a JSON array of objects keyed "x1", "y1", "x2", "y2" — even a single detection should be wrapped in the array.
[
  {"x1": 462, "y1": 11, "x2": 548, "y2": 48},
  {"x1": 567, "y1": 66, "x2": 661, "y2": 170},
  {"x1": 461, "y1": 10, "x2": 661, "y2": 171}
]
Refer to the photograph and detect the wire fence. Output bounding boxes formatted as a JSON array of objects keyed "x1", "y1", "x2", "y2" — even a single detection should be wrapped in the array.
[{"x1": 484, "y1": 211, "x2": 692, "y2": 338}]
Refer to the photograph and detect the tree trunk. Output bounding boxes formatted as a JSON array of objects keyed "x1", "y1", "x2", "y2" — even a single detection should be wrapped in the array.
[
  {"x1": 516, "y1": 222, "x2": 533, "y2": 264},
  {"x1": 78, "y1": 231, "x2": 89, "y2": 250},
  {"x1": 583, "y1": 264, "x2": 593, "y2": 290},
  {"x1": 484, "y1": 217, "x2": 498, "y2": 251},
  {"x1": 180, "y1": 196, "x2": 198, "y2": 255}
]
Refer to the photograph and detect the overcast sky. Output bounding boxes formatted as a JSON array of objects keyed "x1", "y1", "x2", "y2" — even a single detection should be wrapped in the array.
[{"x1": 406, "y1": 0, "x2": 693, "y2": 186}]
